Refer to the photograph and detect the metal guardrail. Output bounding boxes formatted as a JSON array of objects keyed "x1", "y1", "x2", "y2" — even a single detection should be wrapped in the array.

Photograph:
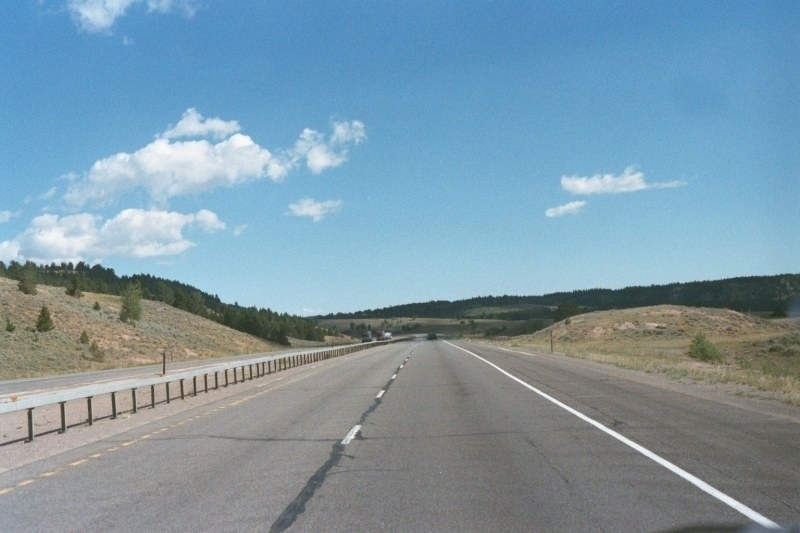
[{"x1": 1, "y1": 340, "x2": 394, "y2": 443}]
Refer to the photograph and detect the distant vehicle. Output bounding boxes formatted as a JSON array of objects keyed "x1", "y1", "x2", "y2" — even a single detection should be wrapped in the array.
[
  {"x1": 361, "y1": 330, "x2": 373, "y2": 342},
  {"x1": 427, "y1": 332, "x2": 437, "y2": 340},
  {"x1": 383, "y1": 332, "x2": 392, "y2": 340}
]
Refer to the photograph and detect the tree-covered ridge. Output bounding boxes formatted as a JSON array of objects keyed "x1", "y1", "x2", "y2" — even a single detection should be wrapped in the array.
[
  {"x1": 0, "y1": 260, "x2": 325, "y2": 345},
  {"x1": 326, "y1": 274, "x2": 800, "y2": 319}
]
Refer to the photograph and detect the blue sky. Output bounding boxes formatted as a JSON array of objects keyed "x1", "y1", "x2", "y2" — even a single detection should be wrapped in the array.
[{"x1": 1, "y1": 1, "x2": 797, "y2": 315}]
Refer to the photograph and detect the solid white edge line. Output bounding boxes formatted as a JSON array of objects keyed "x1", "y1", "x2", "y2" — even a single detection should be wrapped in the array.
[
  {"x1": 444, "y1": 341, "x2": 780, "y2": 529},
  {"x1": 341, "y1": 424, "x2": 361, "y2": 445}
]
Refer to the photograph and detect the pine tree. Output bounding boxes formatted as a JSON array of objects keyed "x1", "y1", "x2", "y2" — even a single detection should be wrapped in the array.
[
  {"x1": 17, "y1": 261, "x2": 38, "y2": 295},
  {"x1": 36, "y1": 305, "x2": 54, "y2": 332},
  {"x1": 119, "y1": 281, "x2": 143, "y2": 325},
  {"x1": 65, "y1": 275, "x2": 83, "y2": 298}
]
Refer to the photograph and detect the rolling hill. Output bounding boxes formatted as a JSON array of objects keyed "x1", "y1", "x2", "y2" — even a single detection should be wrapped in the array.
[{"x1": 0, "y1": 277, "x2": 285, "y2": 379}]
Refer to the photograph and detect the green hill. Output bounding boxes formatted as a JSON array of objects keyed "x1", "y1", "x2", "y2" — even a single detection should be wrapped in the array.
[{"x1": 324, "y1": 274, "x2": 800, "y2": 321}]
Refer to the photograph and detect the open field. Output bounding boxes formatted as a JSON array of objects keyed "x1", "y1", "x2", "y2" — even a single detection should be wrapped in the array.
[{"x1": 491, "y1": 305, "x2": 800, "y2": 405}]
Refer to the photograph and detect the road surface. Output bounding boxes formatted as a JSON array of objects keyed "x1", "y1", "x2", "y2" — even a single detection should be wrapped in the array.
[{"x1": 1, "y1": 339, "x2": 798, "y2": 531}]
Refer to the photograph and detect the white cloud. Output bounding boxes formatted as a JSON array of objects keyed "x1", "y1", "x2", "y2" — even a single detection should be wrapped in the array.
[
  {"x1": 63, "y1": 110, "x2": 365, "y2": 208},
  {"x1": 288, "y1": 120, "x2": 366, "y2": 174},
  {"x1": 68, "y1": 0, "x2": 137, "y2": 33},
  {"x1": 0, "y1": 208, "x2": 224, "y2": 264},
  {"x1": 287, "y1": 198, "x2": 343, "y2": 222},
  {"x1": 64, "y1": 133, "x2": 279, "y2": 207},
  {"x1": 0, "y1": 240, "x2": 21, "y2": 261},
  {"x1": 68, "y1": 0, "x2": 200, "y2": 33},
  {"x1": 161, "y1": 108, "x2": 240, "y2": 140},
  {"x1": 146, "y1": 0, "x2": 199, "y2": 17},
  {"x1": 561, "y1": 166, "x2": 686, "y2": 196},
  {"x1": 0, "y1": 210, "x2": 19, "y2": 223},
  {"x1": 40, "y1": 187, "x2": 58, "y2": 201},
  {"x1": 545, "y1": 201, "x2": 586, "y2": 218},
  {"x1": 546, "y1": 166, "x2": 686, "y2": 218}
]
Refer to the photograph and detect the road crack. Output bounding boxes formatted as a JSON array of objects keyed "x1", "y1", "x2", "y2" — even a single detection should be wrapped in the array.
[{"x1": 269, "y1": 356, "x2": 410, "y2": 532}]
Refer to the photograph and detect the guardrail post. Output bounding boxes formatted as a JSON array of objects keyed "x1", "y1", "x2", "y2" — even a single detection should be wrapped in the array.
[
  {"x1": 87, "y1": 396, "x2": 94, "y2": 425},
  {"x1": 214, "y1": 371, "x2": 219, "y2": 389},
  {"x1": 26, "y1": 408, "x2": 34, "y2": 442},
  {"x1": 111, "y1": 392, "x2": 117, "y2": 419},
  {"x1": 249, "y1": 364, "x2": 253, "y2": 380},
  {"x1": 166, "y1": 382, "x2": 171, "y2": 403},
  {"x1": 204, "y1": 374, "x2": 208, "y2": 393},
  {"x1": 59, "y1": 401, "x2": 67, "y2": 433},
  {"x1": 131, "y1": 388, "x2": 137, "y2": 414},
  {"x1": 180, "y1": 379, "x2": 185, "y2": 400},
  {"x1": 150, "y1": 385, "x2": 155, "y2": 408},
  {"x1": 224, "y1": 369, "x2": 229, "y2": 387},
  {"x1": 192, "y1": 376, "x2": 197, "y2": 396}
]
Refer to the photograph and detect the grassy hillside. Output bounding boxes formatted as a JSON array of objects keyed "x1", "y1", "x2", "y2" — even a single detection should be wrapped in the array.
[
  {"x1": 495, "y1": 305, "x2": 800, "y2": 405},
  {"x1": 0, "y1": 277, "x2": 286, "y2": 379}
]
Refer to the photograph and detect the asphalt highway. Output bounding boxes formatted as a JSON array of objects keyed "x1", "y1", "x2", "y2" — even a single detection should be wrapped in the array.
[{"x1": 1, "y1": 339, "x2": 798, "y2": 531}]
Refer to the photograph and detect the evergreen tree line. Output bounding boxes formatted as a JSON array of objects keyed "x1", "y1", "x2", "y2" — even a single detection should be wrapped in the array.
[
  {"x1": 324, "y1": 274, "x2": 800, "y2": 320},
  {"x1": 0, "y1": 260, "x2": 325, "y2": 345}
]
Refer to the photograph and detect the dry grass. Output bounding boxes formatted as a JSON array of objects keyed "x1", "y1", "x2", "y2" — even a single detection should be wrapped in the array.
[
  {"x1": 497, "y1": 305, "x2": 800, "y2": 405},
  {"x1": 0, "y1": 277, "x2": 284, "y2": 379}
]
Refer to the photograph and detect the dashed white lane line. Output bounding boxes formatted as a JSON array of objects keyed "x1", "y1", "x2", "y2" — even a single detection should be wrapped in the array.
[
  {"x1": 376, "y1": 390, "x2": 386, "y2": 400},
  {"x1": 341, "y1": 425, "x2": 361, "y2": 445},
  {"x1": 444, "y1": 340, "x2": 779, "y2": 530}
]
